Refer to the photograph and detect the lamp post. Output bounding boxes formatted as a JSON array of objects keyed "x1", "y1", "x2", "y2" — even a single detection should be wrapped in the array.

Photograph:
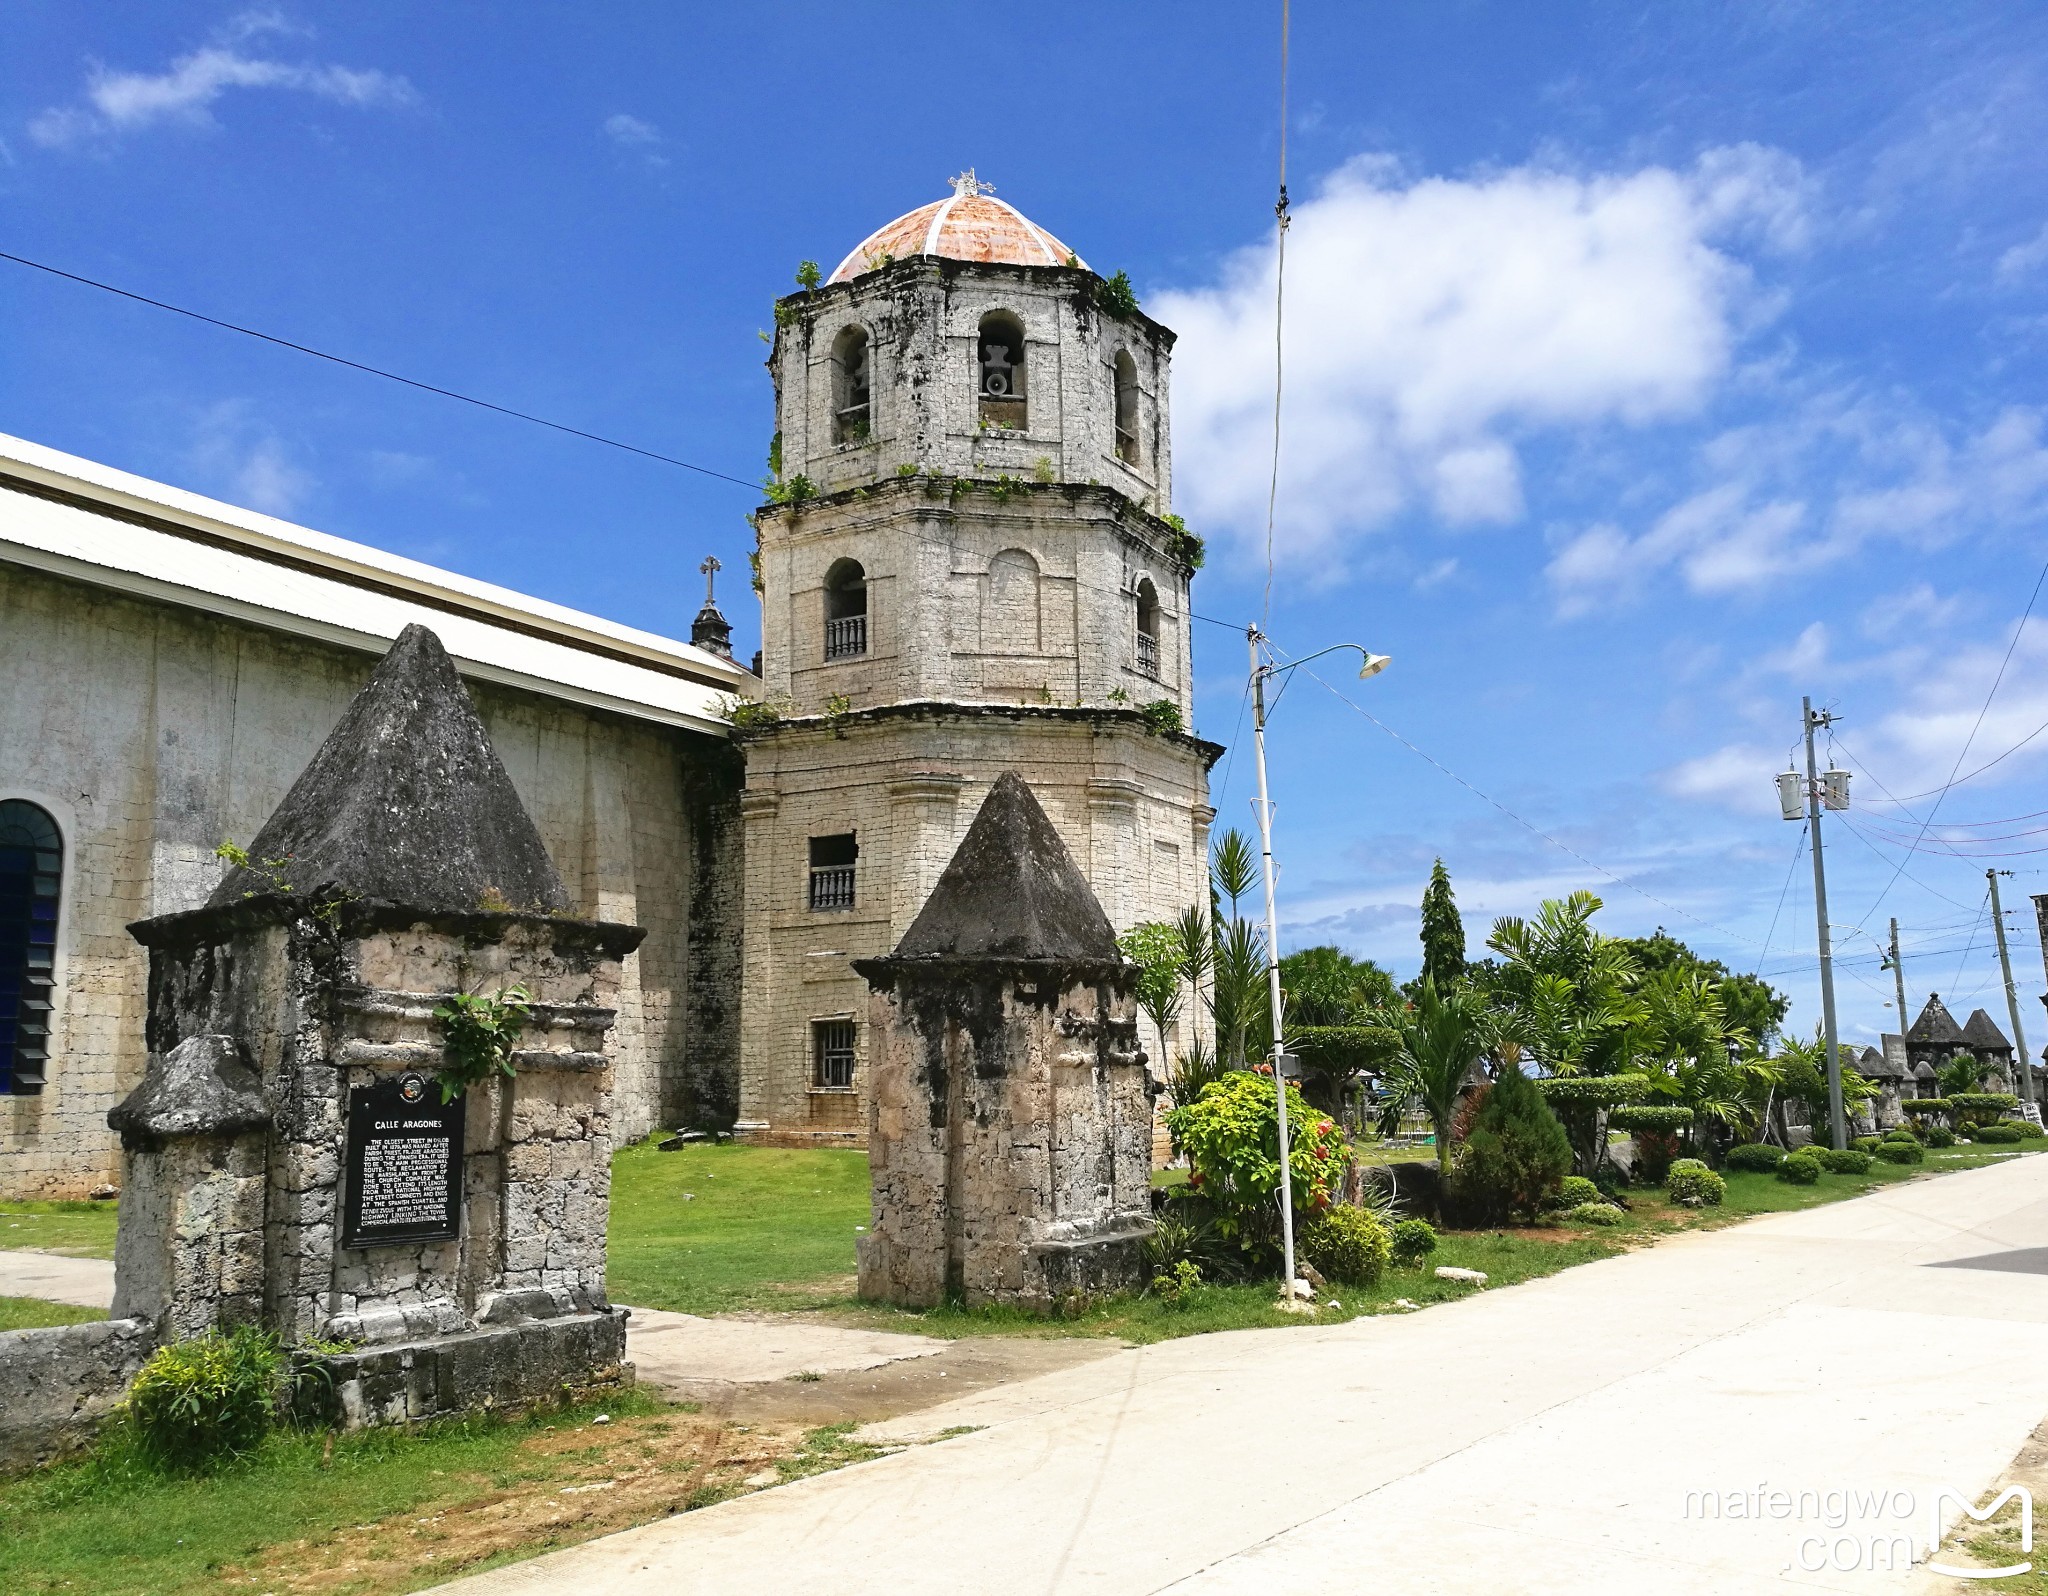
[{"x1": 1247, "y1": 629, "x2": 1391, "y2": 1305}]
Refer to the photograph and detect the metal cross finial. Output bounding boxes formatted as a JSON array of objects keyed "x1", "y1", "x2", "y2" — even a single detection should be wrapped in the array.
[
  {"x1": 949, "y1": 169, "x2": 993, "y2": 199},
  {"x1": 700, "y1": 555, "x2": 721, "y2": 605}
]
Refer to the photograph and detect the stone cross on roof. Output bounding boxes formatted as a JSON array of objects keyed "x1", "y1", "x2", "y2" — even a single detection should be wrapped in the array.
[
  {"x1": 950, "y1": 168, "x2": 995, "y2": 199},
  {"x1": 700, "y1": 555, "x2": 720, "y2": 606}
]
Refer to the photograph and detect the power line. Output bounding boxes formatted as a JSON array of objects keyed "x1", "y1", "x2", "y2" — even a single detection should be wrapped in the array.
[
  {"x1": 1752, "y1": 830, "x2": 1807, "y2": 978},
  {"x1": 1298, "y1": 662, "x2": 1768, "y2": 952},
  {"x1": 0, "y1": 246, "x2": 759, "y2": 492},
  {"x1": 1853, "y1": 552, "x2": 2048, "y2": 929}
]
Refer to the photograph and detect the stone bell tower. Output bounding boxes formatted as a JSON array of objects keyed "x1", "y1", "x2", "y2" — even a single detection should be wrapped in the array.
[{"x1": 735, "y1": 173, "x2": 1219, "y2": 1147}]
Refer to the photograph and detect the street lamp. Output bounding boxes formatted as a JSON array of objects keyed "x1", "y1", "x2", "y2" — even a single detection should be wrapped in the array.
[{"x1": 1247, "y1": 630, "x2": 1391, "y2": 1308}]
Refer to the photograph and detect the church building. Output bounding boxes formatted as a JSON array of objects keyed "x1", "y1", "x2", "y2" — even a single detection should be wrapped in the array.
[{"x1": 0, "y1": 174, "x2": 1217, "y2": 1194}]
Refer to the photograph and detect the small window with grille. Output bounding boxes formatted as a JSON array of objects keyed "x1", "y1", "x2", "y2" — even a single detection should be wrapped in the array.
[
  {"x1": 808, "y1": 833, "x2": 858, "y2": 911},
  {"x1": 812, "y1": 1019, "x2": 857, "y2": 1091},
  {"x1": 0, "y1": 799, "x2": 61, "y2": 1096}
]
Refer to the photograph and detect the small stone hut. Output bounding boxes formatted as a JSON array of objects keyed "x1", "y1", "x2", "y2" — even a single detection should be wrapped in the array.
[
  {"x1": 110, "y1": 625, "x2": 640, "y2": 1424},
  {"x1": 853, "y1": 772, "x2": 1154, "y2": 1310}
]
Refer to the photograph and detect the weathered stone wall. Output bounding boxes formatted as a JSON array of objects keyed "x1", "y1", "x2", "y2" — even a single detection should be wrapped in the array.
[
  {"x1": 0, "y1": 1317, "x2": 157, "y2": 1470},
  {"x1": 857, "y1": 964, "x2": 1152, "y2": 1309},
  {"x1": 754, "y1": 479, "x2": 1196, "y2": 722},
  {"x1": 0, "y1": 563, "x2": 738, "y2": 1196},
  {"x1": 770, "y1": 259, "x2": 1174, "y2": 515},
  {"x1": 736, "y1": 708, "x2": 1212, "y2": 1143},
  {"x1": 122, "y1": 906, "x2": 635, "y2": 1349}
]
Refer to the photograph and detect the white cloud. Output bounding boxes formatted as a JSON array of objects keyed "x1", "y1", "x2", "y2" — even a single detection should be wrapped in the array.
[
  {"x1": 190, "y1": 402, "x2": 312, "y2": 516},
  {"x1": 1546, "y1": 399, "x2": 2048, "y2": 616},
  {"x1": 28, "y1": 19, "x2": 413, "y2": 148},
  {"x1": 1997, "y1": 221, "x2": 2048, "y2": 284},
  {"x1": 1663, "y1": 742, "x2": 1789, "y2": 818},
  {"x1": 1156, "y1": 147, "x2": 1804, "y2": 564},
  {"x1": 603, "y1": 113, "x2": 667, "y2": 169}
]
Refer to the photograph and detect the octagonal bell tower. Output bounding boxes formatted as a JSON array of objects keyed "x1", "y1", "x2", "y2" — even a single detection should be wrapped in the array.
[{"x1": 737, "y1": 173, "x2": 1217, "y2": 1148}]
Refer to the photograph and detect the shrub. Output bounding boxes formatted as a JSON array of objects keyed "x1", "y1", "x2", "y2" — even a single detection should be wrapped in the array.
[
  {"x1": 1300, "y1": 1205, "x2": 1392, "y2": 1285},
  {"x1": 1725, "y1": 1143, "x2": 1785, "y2": 1172},
  {"x1": 1948, "y1": 1092, "x2": 2020, "y2": 1127},
  {"x1": 1567, "y1": 1201, "x2": 1624, "y2": 1226},
  {"x1": 2020, "y1": 1121, "x2": 2046, "y2": 1139},
  {"x1": 1883, "y1": 1127, "x2": 1919, "y2": 1143},
  {"x1": 1605, "y1": 1105, "x2": 1698, "y2": 1135},
  {"x1": 1555, "y1": 1175, "x2": 1603, "y2": 1208},
  {"x1": 1852, "y1": 1135, "x2": 1882, "y2": 1153},
  {"x1": 1876, "y1": 1139, "x2": 1925, "y2": 1164},
  {"x1": 1926, "y1": 1123, "x2": 1956, "y2": 1147},
  {"x1": 1667, "y1": 1159, "x2": 1726, "y2": 1207},
  {"x1": 1778, "y1": 1154, "x2": 1822, "y2": 1185},
  {"x1": 1901, "y1": 1098, "x2": 1946, "y2": 1117},
  {"x1": 1454, "y1": 1061, "x2": 1573, "y2": 1222},
  {"x1": 1390, "y1": 1218, "x2": 1438, "y2": 1265},
  {"x1": 127, "y1": 1326, "x2": 285, "y2": 1471},
  {"x1": 1533, "y1": 1073, "x2": 1650, "y2": 1176},
  {"x1": 1152, "y1": 1258, "x2": 1203, "y2": 1307},
  {"x1": 1816, "y1": 1147, "x2": 1871, "y2": 1175},
  {"x1": 1974, "y1": 1122, "x2": 2026, "y2": 1144},
  {"x1": 1165, "y1": 1072, "x2": 1346, "y2": 1238}
]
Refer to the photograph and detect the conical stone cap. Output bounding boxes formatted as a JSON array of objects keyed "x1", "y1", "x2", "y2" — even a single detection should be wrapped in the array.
[
  {"x1": 209, "y1": 624, "x2": 570, "y2": 914},
  {"x1": 1907, "y1": 994, "x2": 1967, "y2": 1047},
  {"x1": 891, "y1": 772, "x2": 1118, "y2": 961},
  {"x1": 1962, "y1": 1009, "x2": 2013, "y2": 1051}
]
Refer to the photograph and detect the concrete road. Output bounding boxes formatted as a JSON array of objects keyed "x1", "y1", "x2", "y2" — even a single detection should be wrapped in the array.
[
  {"x1": 0, "y1": 1249, "x2": 117, "y2": 1309},
  {"x1": 425, "y1": 1152, "x2": 2048, "y2": 1595}
]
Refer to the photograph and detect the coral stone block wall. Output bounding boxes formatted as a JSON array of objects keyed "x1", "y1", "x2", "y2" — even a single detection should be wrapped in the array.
[
  {"x1": 857, "y1": 965, "x2": 1153, "y2": 1308},
  {"x1": 117, "y1": 903, "x2": 640, "y2": 1348}
]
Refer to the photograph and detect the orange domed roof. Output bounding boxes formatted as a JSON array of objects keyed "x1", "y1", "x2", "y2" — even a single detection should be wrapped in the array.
[{"x1": 828, "y1": 172, "x2": 1086, "y2": 284}]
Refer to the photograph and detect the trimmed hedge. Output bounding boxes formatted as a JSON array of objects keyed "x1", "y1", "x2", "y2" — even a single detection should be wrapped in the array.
[
  {"x1": 1533, "y1": 1074, "x2": 1652, "y2": 1108},
  {"x1": 1927, "y1": 1124, "x2": 1956, "y2": 1147},
  {"x1": 1301, "y1": 1204, "x2": 1393, "y2": 1284},
  {"x1": 1816, "y1": 1147, "x2": 1872, "y2": 1175},
  {"x1": 1555, "y1": 1175, "x2": 1603, "y2": 1209},
  {"x1": 1667, "y1": 1159, "x2": 1725, "y2": 1207},
  {"x1": 1851, "y1": 1136, "x2": 1882, "y2": 1153},
  {"x1": 1606, "y1": 1105, "x2": 1697, "y2": 1134},
  {"x1": 1883, "y1": 1127, "x2": 1920, "y2": 1143},
  {"x1": 1725, "y1": 1143, "x2": 1785, "y2": 1172},
  {"x1": 1566, "y1": 1201, "x2": 1624, "y2": 1226},
  {"x1": 1973, "y1": 1122, "x2": 2026, "y2": 1144},
  {"x1": 1876, "y1": 1139, "x2": 1925, "y2": 1164},
  {"x1": 1948, "y1": 1093, "x2": 2020, "y2": 1127},
  {"x1": 1902, "y1": 1098, "x2": 1947, "y2": 1116},
  {"x1": 1391, "y1": 1218, "x2": 1439, "y2": 1265},
  {"x1": 1778, "y1": 1154, "x2": 1822, "y2": 1185}
]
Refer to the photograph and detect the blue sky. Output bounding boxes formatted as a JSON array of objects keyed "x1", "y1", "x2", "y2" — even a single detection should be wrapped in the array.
[{"x1": 8, "y1": 3, "x2": 2048, "y2": 1048}]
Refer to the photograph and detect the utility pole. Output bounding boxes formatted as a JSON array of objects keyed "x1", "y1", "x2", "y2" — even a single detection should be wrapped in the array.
[
  {"x1": 1987, "y1": 870, "x2": 2036, "y2": 1108},
  {"x1": 1801, "y1": 698, "x2": 1847, "y2": 1150},
  {"x1": 1887, "y1": 918, "x2": 1909, "y2": 1037},
  {"x1": 1247, "y1": 627, "x2": 1298, "y2": 1305}
]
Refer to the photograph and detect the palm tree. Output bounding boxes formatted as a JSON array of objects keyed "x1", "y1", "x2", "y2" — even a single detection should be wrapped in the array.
[{"x1": 1387, "y1": 976, "x2": 1496, "y2": 1177}]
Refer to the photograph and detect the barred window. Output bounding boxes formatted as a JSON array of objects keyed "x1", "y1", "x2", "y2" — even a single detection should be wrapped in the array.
[
  {"x1": 0, "y1": 800, "x2": 61, "y2": 1095},
  {"x1": 812, "y1": 1019, "x2": 856, "y2": 1091}
]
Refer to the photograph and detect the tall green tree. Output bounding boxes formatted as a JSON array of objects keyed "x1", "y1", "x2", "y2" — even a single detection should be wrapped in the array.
[
  {"x1": 1419, "y1": 859, "x2": 1466, "y2": 988},
  {"x1": 1386, "y1": 976, "x2": 1496, "y2": 1176}
]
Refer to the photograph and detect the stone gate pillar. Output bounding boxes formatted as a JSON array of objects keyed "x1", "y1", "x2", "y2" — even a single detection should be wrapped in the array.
[{"x1": 854, "y1": 772, "x2": 1154, "y2": 1310}]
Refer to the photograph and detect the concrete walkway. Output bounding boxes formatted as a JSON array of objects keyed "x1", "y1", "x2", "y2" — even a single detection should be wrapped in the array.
[
  {"x1": 0, "y1": 1249, "x2": 118, "y2": 1309},
  {"x1": 0, "y1": 1251, "x2": 951, "y2": 1393},
  {"x1": 421, "y1": 1153, "x2": 2048, "y2": 1595}
]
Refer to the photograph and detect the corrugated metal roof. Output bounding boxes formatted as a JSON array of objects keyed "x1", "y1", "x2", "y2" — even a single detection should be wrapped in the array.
[{"x1": 0, "y1": 432, "x2": 748, "y2": 736}]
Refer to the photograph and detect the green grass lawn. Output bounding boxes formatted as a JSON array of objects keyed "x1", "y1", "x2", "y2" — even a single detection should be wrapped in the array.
[
  {"x1": 0, "y1": 1199, "x2": 118, "y2": 1258},
  {"x1": 606, "y1": 1138, "x2": 870, "y2": 1314},
  {"x1": 0, "y1": 1295, "x2": 107, "y2": 1332}
]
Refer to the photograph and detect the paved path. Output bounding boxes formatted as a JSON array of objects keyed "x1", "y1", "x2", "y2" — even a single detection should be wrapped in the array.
[
  {"x1": 0, "y1": 1251, "x2": 950, "y2": 1394},
  {"x1": 0, "y1": 1249, "x2": 117, "y2": 1309},
  {"x1": 423, "y1": 1153, "x2": 2048, "y2": 1595}
]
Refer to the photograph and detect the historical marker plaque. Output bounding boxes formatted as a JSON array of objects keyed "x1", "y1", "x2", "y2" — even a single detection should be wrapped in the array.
[{"x1": 342, "y1": 1071, "x2": 465, "y2": 1248}]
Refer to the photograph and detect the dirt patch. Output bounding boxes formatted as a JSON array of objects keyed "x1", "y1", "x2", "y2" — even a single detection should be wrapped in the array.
[{"x1": 217, "y1": 1411, "x2": 871, "y2": 1595}]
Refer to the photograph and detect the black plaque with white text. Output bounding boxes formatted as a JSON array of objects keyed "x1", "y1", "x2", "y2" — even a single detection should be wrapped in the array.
[{"x1": 342, "y1": 1071, "x2": 464, "y2": 1248}]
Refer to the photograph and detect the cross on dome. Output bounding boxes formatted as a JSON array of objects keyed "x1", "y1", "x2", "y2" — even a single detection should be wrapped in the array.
[{"x1": 950, "y1": 169, "x2": 995, "y2": 198}]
